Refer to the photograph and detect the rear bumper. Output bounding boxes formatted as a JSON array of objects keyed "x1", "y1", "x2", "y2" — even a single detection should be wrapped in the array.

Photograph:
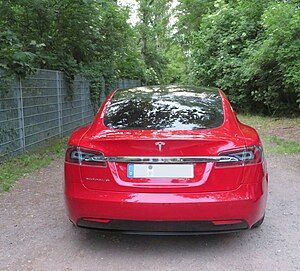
[
  {"x1": 65, "y1": 179, "x2": 267, "y2": 233},
  {"x1": 77, "y1": 218, "x2": 249, "y2": 235}
]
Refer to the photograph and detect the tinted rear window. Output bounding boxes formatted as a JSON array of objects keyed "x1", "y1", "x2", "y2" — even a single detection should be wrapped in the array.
[{"x1": 104, "y1": 86, "x2": 224, "y2": 130}]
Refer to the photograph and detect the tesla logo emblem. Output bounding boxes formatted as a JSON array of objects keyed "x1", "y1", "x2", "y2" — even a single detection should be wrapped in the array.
[{"x1": 155, "y1": 142, "x2": 165, "y2": 152}]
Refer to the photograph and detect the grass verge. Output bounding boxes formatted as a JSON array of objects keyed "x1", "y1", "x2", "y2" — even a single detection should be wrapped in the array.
[
  {"x1": 238, "y1": 115, "x2": 300, "y2": 155},
  {"x1": 262, "y1": 135, "x2": 300, "y2": 155},
  {"x1": 0, "y1": 137, "x2": 68, "y2": 193}
]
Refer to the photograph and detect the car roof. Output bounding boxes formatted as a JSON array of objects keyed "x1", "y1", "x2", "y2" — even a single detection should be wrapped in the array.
[{"x1": 116, "y1": 85, "x2": 220, "y2": 95}]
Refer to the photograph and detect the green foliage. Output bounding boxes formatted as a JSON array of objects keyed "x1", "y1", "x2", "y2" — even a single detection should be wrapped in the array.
[
  {"x1": 136, "y1": 0, "x2": 172, "y2": 84},
  {"x1": 2, "y1": 0, "x2": 300, "y2": 116},
  {"x1": 0, "y1": 30, "x2": 36, "y2": 76},
  {"x1": 263, "y1": 135, "x2": 300, "y2": 154},
  {"x1": 0, "y1": 0, "x2": 145, "y2": 98},
  {"x1": 163, "y1": 43, "x2": 188, "y2": 83},
  {"x1": 177, "y1": 0, "x2": 300, "y2": 115},
  {"x1": 249, "y1": 2, "x2": 300, "y2": 111},
  {"x1": 176, "y1": 0, "x2": 216, "y2": 46}
]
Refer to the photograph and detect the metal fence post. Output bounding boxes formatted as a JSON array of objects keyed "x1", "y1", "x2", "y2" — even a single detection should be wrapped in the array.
[
  {"x1": 100, "y1": 75, "x2": 106, "y2": 107},
  {"x1": 56, "y1": 71, "x2": 63, "y2": 137},
  {"x1": 81, "y1": 77, "x2": 85, "y2": 125},
  {"x1": 16, "y1": 77, "x2": 25, "y2": 151}
]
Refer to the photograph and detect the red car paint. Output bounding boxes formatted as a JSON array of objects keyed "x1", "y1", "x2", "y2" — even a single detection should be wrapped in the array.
[{"x1": 64, "y1": 86, "x2": 268, "y2": 233}]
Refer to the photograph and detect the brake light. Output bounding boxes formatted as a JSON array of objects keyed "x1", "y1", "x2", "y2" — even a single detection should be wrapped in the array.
[
  {"x1": 216, "y1": 146, "x2": 262, "y2": 167},
  {"x1": 65, "y1": 146, "x2": 106, "y2": 167}
]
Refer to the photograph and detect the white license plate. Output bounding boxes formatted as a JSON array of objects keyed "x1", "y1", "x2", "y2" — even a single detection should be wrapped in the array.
[{"x1": 127, "y1": 164, "x2": 194, "y2": 178}]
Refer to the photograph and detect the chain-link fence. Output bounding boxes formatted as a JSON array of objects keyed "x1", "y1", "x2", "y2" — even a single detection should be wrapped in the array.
[{"x1": 0, "y1": 69, "x2": 141, "y2": 161}]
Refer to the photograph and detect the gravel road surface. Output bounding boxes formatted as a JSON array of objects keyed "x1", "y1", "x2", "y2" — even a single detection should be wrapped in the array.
[{"x1": 1, "y1": 155, "x2": 299, "y2": 271}]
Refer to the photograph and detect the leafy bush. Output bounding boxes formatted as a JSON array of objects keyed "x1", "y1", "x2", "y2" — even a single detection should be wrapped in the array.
[
  {"x1": 187, "y1": 0, "x2": 300, "y2": 115},
  {"x1": 0, "y1": 0, "x2": 146, "y2": 92}
]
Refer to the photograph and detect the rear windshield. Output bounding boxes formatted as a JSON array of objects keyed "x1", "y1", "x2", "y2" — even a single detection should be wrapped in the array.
[{"x1": 104, "y1": 86, "x2": 224, "y2": 130}]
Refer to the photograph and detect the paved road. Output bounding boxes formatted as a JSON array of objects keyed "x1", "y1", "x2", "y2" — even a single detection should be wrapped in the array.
[{"x1": 1, "y1": 155, "x2": 299, "y2": 271}]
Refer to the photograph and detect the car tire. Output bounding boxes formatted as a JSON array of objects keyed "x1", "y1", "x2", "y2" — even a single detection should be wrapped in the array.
[{"x1": 252, "y1": 215, "x2": 265, "y2": 228}]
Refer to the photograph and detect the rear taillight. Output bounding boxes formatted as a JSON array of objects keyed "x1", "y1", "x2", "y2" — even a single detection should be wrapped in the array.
[
  {"x1": 216, "y1": 146, "x2": 262, "y2": 167},
  {"x1": 65, "y1": 146, "x2": 106, "y2": 167}
]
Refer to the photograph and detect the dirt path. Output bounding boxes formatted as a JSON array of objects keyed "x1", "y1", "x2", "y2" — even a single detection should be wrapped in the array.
[{"x1": 1, "y1": 155, "x2": 300, "y2": 271}]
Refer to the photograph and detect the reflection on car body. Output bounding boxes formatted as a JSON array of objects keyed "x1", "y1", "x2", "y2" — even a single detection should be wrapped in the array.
[{"x1": 64, "y1": 85, "x2": 267, "y2": 234}]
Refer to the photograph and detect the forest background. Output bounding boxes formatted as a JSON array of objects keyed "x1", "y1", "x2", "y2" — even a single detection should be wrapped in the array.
[{"x1": 0, "y1": 0, "x2": 299, "y2": 115}]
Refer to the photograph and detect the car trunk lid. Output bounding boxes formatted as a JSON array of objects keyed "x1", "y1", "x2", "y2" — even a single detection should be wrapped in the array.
[{"x1": 78, "y1": 129, "x2": 246, "y2": 193}]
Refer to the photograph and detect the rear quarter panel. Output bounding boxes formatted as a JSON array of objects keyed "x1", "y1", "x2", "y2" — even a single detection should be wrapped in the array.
[{"x1": 68, "y1": 125, "x2": 91, "y2": 146}]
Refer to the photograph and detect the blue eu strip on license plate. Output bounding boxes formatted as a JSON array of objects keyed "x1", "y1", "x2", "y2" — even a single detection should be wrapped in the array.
[{"x1": 128, "y1": 164, "x2": 134, "y2": 178}]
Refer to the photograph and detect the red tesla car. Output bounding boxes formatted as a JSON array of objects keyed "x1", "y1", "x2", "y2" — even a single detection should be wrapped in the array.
[{"x1": 64, "y1": 85, "x2": 268, "y2": 234}]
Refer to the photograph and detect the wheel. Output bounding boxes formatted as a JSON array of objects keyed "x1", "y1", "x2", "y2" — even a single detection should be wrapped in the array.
[{"x1": 252, "y1": 215, "x2": 265, "y2": 228}]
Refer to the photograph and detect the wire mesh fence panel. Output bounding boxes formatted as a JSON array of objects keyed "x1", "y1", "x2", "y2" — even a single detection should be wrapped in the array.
[
  {"x1": 61, "y1": 74, "x2": 93, "y2": 136},
  {"x1": 21, "y1": 70, "x2": 60, "y2": 148},
  {"x1": 0, "y1": 69, "x2": 94, "y2": 161},
  {"x1": 0, "y1": 72, "x2": 22, "y2": 160},
  {"x1": 117, "y1": 79, "x2": 141, "y2": 89},
  {"x1": 105, "y1": 79, "x2": 141, "y2": 96},
  {"x1": 0, "y1": 68, "x2": 141, "y2": 161}
]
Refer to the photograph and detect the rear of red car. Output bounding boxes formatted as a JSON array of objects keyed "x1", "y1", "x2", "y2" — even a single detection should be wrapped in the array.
[{"x1": 64, "y1": 86, "x2": 268, "y2": 234}]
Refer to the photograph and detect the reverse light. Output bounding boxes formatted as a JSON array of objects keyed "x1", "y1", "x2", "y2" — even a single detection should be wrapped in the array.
[
  {"x1": 65, "y1": 146, "x2": 106, "y2": 167},
  {"x1": 216, "y1": 146, "x2": 262, "y2": 167}
]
